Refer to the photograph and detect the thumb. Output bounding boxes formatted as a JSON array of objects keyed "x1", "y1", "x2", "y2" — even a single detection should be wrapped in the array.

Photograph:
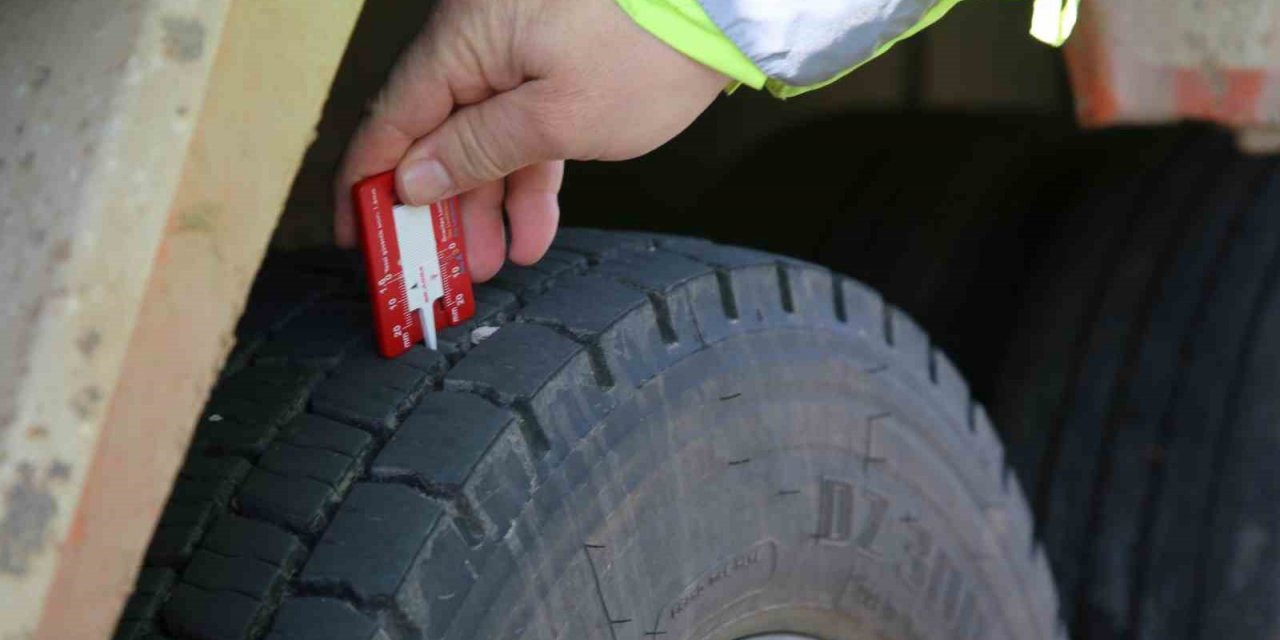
[{"x1": 396, "y1": 83, "x2": 560, "y2": 206}]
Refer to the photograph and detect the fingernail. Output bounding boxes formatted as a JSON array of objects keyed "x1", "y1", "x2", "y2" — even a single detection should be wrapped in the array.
[{"x1": 399, "y1": 158, "x2": 454, "y2": 204}]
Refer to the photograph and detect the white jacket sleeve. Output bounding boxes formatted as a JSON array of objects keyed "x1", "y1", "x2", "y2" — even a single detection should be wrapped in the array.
[{"x1": 696, "y1": 0, "x2": 947, "y2": 86}]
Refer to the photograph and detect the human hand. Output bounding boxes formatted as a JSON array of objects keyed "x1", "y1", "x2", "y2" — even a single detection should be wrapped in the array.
[{"x1": 334, "y1": 0, "x2": 727, "y2": 281}]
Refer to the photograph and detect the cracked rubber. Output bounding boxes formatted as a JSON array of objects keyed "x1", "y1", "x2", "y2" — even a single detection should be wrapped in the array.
[
  {"x1": 995, "y1": 128, "x2": 1280, "y2": 640},
  {"x1": 114, "y1": 230, "x2": 1058, "y2": 640}
]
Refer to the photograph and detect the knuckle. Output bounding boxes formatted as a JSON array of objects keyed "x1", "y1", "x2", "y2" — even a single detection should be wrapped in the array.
[
  {"x1": 522, "y1": 84, "x2": 592, "y2": 158},
  {"x1": 524, "y1": 109, "x2": 569, "y2": 158},
  {"x1": 453, "y1": 115, "x2": 509, "y2": 182}
]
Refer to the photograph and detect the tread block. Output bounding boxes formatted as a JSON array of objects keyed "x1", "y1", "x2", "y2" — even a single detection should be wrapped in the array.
[
  {"x1": 394, "y1": 344, "x2": 451, "y2": 376},
  {"x1": 311, "y1": 377, "x2": 415, "y2": 436},
  {"x1": 394, "y1": 523, "x2": 484, "y2": 638},
  {"x1": 885, "y1": 304, "x2": 931, "y2": 376},
  {"x1": 156, "y1": 502, "x2": 214, "y2": 529},
  {"x1": 168, "y1": 464, "x2": 250, "y2": 510},
  {"x1": 781, "y1": 264, "x2": 839, "y2": 325},
  {"x1": 256, "y1": 247, "x2": 365, "y2": 280},
  {"x1": 254, "y1": 299, "x2": 370, "y2": 367},
  {"x1": 666, "y1": 270, "x2": 736, "y2": 346},
  {"x1": 162, "y1": 584, "x2": 265, "y2": 640},
  {"x1": 373, "y1": 392, "x2": 517, "y2": 490},
  {"x1": 266, "y1": 597, "x2": 378, "y2": 640},
  {"x1": 522, "y1": 275, "x2": 687, "y2": 387},
  {"x1": 594, "y1": 250, "x2": 713, "y2": 348},
  {"x1": 112, "y1": 619, "x2": 156, "y2": 640},
  {"x1": 302, "y1": 483, "x2": 442, "y2": 602},
  {"x1": 218, "y1": 345, "x2": 256, "y2": 382},
  {"x1": 490, "y1": 265, "x2": 556, "y2": 300},
  {"x1": 200, "y1": 397, "x2": 289, "y2": 434},
  {"x1": 594, "y1": 248, "x2": 712, "y2": 292},
  {"x1": 663, "y1": 242, "x2": 777, "y2": 270},
  {"x1": 375, "y1": 394, "x2": 533, "y2": 539},
  {"x1": 446, "y1": 323, "x2": 616, "y2": 469},
  {"x1": 118, "y1": 568, "x2": 177, "y2": 621},
  {"x1": 236, "y1": 470, "x2": 336, "y2": 535},
  {"x1": 727, "y1": 264, "x2": 791, "y2": 329},
  {"x1": 426, "y1": 539, "x2": 520, "y2": 640},
  {"x1": 191, "y1": 417, "x2": 281, "y2": 458},
  {"x1": 145, "y1": 523, "x2": 204, "y2": 567},
  {"x1": 279, "y1": 414, "x2": 373, "y2": 459},
  {"x1": 308, "y1": 347, "x2": 436, "y2": 434},
  {"x1": 1003, "y1": 464, "x2": 1036, "y2": 549},
  {"x1": 534, "y1": 249, "x2": 589, "y2": 274},
  {"x1": 327, "y1": 353, "x2": 435, "y2": 393},
  {"x1": 445, "y1": 324, "x2": 582, "y2": 401},
  {"x1": 930, "y1": 345, "x2": 971, "y2": 428},
  {"x1": 460, "y1": 285, "x2": 519, "y2": 321},
  {"x1": 969, "y1": 403, "x2": 1005, "y2": 487},
  {"x1": 259, "y1": 443, "x2": 360, "y2": 490},
  {"x1": 469, "y1": 287, "x2": 520, "y2": 324},
  {"x1": 179, "y1": 455, "x2": 253, "y2": 483},
  {"x1": 233, "y1": 275, "x2": 324, "y2": 343},
  {"x1": 527, "y1": 467, "x2": 571, "y2": 529},
  {"x1": 202, "y1": 515, "x2": 302, "y2": 569},
  {"x1": 839, "y1": 277, "x2": 885, "y2": 336},
  {"x1": 211, "y1": 366, "x2": 322, "y2": 405},
  {"x1": 182, "y1": 550, "x2": 283, "y2": 602},
  {"x1": 235, "y1": 251, "x2": 362, "y2": 343},
  {"x1": 552, "y1": 228, "x2": 650, "y2": 261},
  {"x1": 658, "y1": 240, "x2": 791, "y2": 331},
  {"x1": 629, "y1": 231, "x2": 712, "y2": 251},
  {"x1": 194, "y1": 367, "x2": 317, "y2": 455},
  {"x1": 437, "y1": 287, "x2": 519, "y2": 358},
  {"x1": 520, "y1": 275, "x2": 648, "y2": 337},
  {"x1": 462, "y1": 439, "x2": 532, "y2": 538}
]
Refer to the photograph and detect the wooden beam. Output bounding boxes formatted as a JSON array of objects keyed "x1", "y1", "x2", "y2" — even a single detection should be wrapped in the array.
[
  {"x1": 0, "y1": 1, "x2": 231, "y2": 635},
  {"x1": 34, "y1": 2, "x2": 365, "y2": 636},
  {"x1": 0, "y1": 1, "x2": 363, "y2": 637}
]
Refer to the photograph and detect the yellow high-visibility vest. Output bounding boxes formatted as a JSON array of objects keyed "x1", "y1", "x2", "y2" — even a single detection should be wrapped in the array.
[{"x1": 616, "y1": 0, "x2": 1080, "y2": 98}]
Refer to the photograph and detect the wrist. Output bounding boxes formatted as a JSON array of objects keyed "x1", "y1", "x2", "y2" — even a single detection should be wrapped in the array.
[{"x1": 612, "y1": 0, "x2": 765, "y2": 92}]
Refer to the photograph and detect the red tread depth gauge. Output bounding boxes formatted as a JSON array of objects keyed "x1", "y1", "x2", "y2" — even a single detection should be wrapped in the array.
[{"x1": 354, "y1": 171, "x2": 476, "y2": 358}]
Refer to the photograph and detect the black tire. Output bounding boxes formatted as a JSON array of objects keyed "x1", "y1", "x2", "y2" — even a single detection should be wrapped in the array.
[
  {"x1": 115, "y1": 230, "x2": 1058, "y2": 640},
  {"x1": 994, "y1": 127, "x2": 1280, "y2": 639}
]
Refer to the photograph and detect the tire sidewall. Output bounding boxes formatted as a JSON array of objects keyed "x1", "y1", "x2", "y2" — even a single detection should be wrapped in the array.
[{"x1": 463, "y1": 329, "x2": 1033, "y2": 640}]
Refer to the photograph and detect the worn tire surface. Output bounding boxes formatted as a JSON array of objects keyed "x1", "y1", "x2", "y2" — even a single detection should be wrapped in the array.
[
  {"x1": 995, "y1": 128, "x2": 1280, "y2": 639},
  {"x1": 114, "y1": 230, "x2": 1058, "y2": 640}
]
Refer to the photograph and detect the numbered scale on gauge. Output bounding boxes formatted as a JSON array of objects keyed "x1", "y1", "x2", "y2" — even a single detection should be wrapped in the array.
[{"x1": 353, "y1": 171, "x2": 476, "y2": 358}]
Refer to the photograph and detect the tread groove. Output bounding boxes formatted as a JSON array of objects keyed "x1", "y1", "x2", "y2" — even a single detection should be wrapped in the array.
[
  {"x1": 439, "y1": 379, "x2": 553, "y2": 459},
  {"x1": 989, "y1": 132, "x2": 1280, "y2": 640},
  {"x1": 513, "y1": 318, "x2": 617, "y2": 390},
  {"x1": 833, "y1": 275, "x2": 848, "y2": 323},
  {"x1": 647, "y1": 292, "x2": 680, "y2": 345},
  {"x1": 882, "y1": 303, "x2": 896, "y2": 346},
  {"x1": 776, "y1": 263, "x2": 795, "y2": 313},
  {"x1": 714, "y1": 270, "x2": 739, "y2": 319},
  {"x1": 1029, "y1": 152, "x2": 1177, "y2": 554},
  {"x1": 510, "y1": 402, "x2": 553, "y2": 460},
  {"x1": 360, "y1": 471, "x2": 488, "y2": 547},
  {"x1": 1131, "y1": 171, "x2": 1280, "y2": 637},
  {"x1": 380, "y1": 602, "x2": 424, "y2": 640},
  {"x1": 1072, "y1": 155, "x2": 1259, "y2": 638},
  {"x1": 1186, "y1": 212, "x2": 1280, "y2": 639}
]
